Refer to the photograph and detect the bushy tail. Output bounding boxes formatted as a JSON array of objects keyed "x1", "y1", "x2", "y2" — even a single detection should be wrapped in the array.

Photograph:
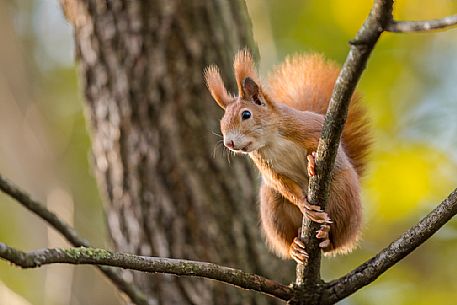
[{"x1": 267, "y1": 54, "x2": 371, "y2": 176}]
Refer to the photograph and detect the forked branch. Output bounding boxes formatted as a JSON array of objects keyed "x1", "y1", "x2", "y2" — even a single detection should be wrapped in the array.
[
  {"x1": 296, "y1": 0, "x2": 457, "y2": 300},
  {"x1": 0, "y1": 173, "x2": 292, "y2": 302},
  {"x1": 296, "y1": 0, "x2": 394, "y2": 287},
  {"x1": 0, "y1": 174, "x2": 149, "y2": 305}
]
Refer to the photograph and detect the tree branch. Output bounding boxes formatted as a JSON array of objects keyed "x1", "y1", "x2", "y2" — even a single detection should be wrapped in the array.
[
  {"x1": 323, "y1": 188, "x2": 457, "y2": 304},
  {"x1": 386, "y1": 15, "x2": 457, "y2": 33},
  {"x1": 295, "y1": 1, "x2": 457, "y2": 300},
  {"x1": 295, "y1": 0, "x2": 394, "y2": 289},
  {"x1": 0, "y1": 174, "x2": 149, "y2": 305},
  {"x1": 0, "y1": 244, "x2": 293, "y2": 301},
  {"x1": 0, "y1": 173, "x2": 293, "y2": 302}
]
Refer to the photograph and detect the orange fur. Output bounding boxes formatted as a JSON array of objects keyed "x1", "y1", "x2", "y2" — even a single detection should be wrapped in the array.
[
  {"x1": 267, "y1": 54, "x2": 371, "y2": 176},
  {"x1": 205, "y1": 50, "x2": 370, "y2": 260}
]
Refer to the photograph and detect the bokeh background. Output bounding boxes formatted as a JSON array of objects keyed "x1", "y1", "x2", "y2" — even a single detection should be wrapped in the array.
[{"x1": 1, "y1": 0, "x2": 457, "y2": 304}]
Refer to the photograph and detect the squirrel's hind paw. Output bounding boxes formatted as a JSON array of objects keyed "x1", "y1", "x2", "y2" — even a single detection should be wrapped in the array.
[{"x1": 289, "y1": 237, "x2": 309, "y2": 265}]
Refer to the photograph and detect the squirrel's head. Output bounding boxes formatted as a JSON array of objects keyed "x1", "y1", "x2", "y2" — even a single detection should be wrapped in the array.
[{"x1": 204, "y1": 49, "x2": 276, "y2": 154}]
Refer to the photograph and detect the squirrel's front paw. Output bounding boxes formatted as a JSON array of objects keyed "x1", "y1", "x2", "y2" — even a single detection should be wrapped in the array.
[
  {"x1": 307, "y1": 151, "x2": 316, "y2": 177},
  {"x1": 298, "y1": 200, "x2": 332, "y2": 224},
  {"x1": 306, "y1": 209, "x2": 332, "y2": 224},
  {"x1": 289, "y1": 237, "x2": 309, "y2": 265},
  {"x1": 316, "y1": 224, "x2": 331, "y2": 248}
]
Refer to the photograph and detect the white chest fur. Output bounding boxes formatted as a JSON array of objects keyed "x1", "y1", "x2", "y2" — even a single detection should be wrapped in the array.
[{"x1": 251, "y1": 136, "x2": 309, "y2": 187}]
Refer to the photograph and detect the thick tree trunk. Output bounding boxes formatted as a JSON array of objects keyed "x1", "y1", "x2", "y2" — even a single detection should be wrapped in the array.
[{"x1": 62, "y1": 0, "x2": 293, "y2": 304}]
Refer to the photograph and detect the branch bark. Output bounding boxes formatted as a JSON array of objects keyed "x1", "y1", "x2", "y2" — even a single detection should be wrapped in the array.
[
  {"x1": 0, "y1": 174, "x2": 149, "y2": 305},
  {"x1": 295, "y1": 0, "x2": 394, "y2": 293},
  {"x1": 296, "y1": 0, "x2": 457, "y2": 301},
  {"x1": 0, "y1": 244, "x2": 293, "y2": 301},
  {"x1": 386, "y1": 14, "x2": 457, "y2": 33},
  {"x1": 322, "y1": 188, "x2": 457, "y2": 304}
]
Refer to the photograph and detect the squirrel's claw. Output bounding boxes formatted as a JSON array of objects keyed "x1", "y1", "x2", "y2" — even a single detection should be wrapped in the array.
[
  {"x1": 298, "y1": 199, "x2": 332, "y2": 224},
  {"x1": 316, "y1": 224, "x2": 330, "y2": 238},
  {"x1": 319, "y1": 239, "x2": 331, "y2": 248},
  {"x1": 300, "y1": 197, "x2": 323, "y2": 212},
  {"x1": 316, "y1": 225, "x2": 330, "y2": 239},
  {"x1": 307, "y1": 203, "x2": 323, "y2": 212},
  {"x1": 316, "y1": 224, "x2": 331, "y2": 248},
  {"x1": 289, "y1": 237, "x2": 309, "y2": 265},
  {"x1": 306, "y1": 210, "x2": 332, "y2": 224}
]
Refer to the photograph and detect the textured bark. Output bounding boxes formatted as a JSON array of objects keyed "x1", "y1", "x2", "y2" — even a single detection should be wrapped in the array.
[
  {"x1": 63, "y1": 1, "x2": 292, "y2": 304},
  {"x1": 294, "y1": 0, "x2": 393, "y2": 294},
  {"x1": 0, "y1": 244, "x2": 293, "y2": 301}
]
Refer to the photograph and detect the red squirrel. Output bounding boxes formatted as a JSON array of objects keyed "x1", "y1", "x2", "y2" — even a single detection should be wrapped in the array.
[{"x1": 204, "y1": 50, "x2": 370, "y2": 264}]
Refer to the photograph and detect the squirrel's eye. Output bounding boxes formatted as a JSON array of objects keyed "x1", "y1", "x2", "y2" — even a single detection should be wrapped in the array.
[{"x1": 241, "y1": 110, "x2": 251, "y2": 120}]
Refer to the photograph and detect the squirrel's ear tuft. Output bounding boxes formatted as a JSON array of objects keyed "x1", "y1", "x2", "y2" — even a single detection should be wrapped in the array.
[
  {"x1": 204, "y1": 65, "x2": 231, "y2": 109},
  {"x1": 234, "y1": 49, "x2": 259, "y2": 97}
]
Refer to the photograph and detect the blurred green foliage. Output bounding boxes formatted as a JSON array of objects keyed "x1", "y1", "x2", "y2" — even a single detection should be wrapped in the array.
[{"x1": 1, "y1": 0, "x2": 457, "y2": 304}]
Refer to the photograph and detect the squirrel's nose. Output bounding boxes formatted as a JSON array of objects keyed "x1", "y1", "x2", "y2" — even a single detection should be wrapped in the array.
[{"x1": 224, "y1": 139, "x2": 235, "y2": 149}]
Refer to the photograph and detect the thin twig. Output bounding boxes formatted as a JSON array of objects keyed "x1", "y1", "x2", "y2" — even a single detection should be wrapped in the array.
[
  {"x1": 386, "y1": 15, "x2": 457, "y2": 33},
  {"x1": 0, "y1": 244, "x2": 293, "y2": 301},
  {"x1": 323, "y1": 188, "x2": 457, "y2": 304},
  {"x1": 0, "y1": 174, "x2": 149, "y2": 305}
]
